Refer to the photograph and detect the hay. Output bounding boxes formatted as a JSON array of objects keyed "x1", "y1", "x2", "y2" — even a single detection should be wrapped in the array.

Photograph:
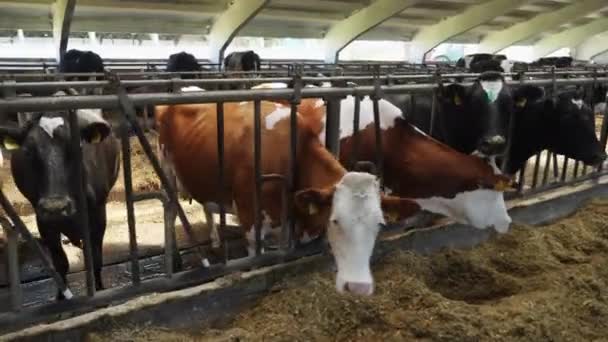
[{"x1": 89, "y1": 199, "x2": 608, "y2": 342}]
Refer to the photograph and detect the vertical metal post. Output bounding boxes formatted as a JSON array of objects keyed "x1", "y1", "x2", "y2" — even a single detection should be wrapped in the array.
[
  {"x1": 253, "y1": 100, "x2": 263, "y2": 257},
  {"x1": 68, "y1": 110, "x2": 96, "y2": 297},
  {"x1": 350, "y1": 94, "x2": 362, "y2": 169},
  {"x1": 517, "y1": 164, "x2": 526, "y2": 193},
  {"x1": 561, "y1": 157, "x2": 570, "y2": 182},
  {"x1": 325, "y1": 97, "x2": 341, "y2": 158},
  {"x1": 163, "y1": 198, "x2": 176, "y2": 277},
  {"x1": 531, "y1": 152, "x2": 542, "y2": 189},
  {"x1": 542, "y1": 151, "x2": 552, "y2": 186},
  {"x1": 371, "y1": 66, "x2": 384, "y2": 187},
  {"x1": 216, "y1": 102, "x2": 228, "y2": 263},
  {"x1": 288, "y1": 68, "x2": 302, "y2": 250},
  {"x1": 2, "y1": 219, "x2": 21, "y2": 311},
  {"x1": 599, "y1": 90, "x2": 608, "y2": 172},
  {"x1": 120, "y1": 117, "x2": 140, "y2": 285}
]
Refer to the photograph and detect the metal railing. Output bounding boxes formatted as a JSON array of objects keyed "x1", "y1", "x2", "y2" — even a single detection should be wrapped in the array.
[{"x1": 0, "y1": 67, "x2": 607, "y2": 333}]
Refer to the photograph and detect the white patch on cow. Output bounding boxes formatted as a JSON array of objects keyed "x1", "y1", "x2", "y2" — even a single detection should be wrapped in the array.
[
  {"x1": 180, "y1": 86, "x2": 205, "y2": 92},
  {"x1": 63, "y1": 289, "x2": 74, "y2": 300},
  {"x1": 414, "y1": 189, "x2": 511, "y2": 234},
  {"x1": 318, "y1": 95, "x2": 403, "y2": 144},
  {"x1": 239, "y1": 101, "x2": 248, "y2": 106},
  {"x1": 464, "y1": 55, "x2": 474, "y2": 69},
  {"x1": 314, "y1": 99, "x2": 325, "y2": 108},
  {"x1": 251, "y1": 82, "x2": 288, "y2": 89},
  {"x1": 39, "y1": 117, "x2": 65, "y2": 138},
  {"x1": 329, "y1": 172, "x2": 383, "y2": 295},
  {"x1": 571, "y1": 98, "x2": 584, "y2": 110},
  {"x1": 0, "y1": 149, "x2": 3, "y2": 168},
  {"x1": 480, "y1": 80, "x2": 503, "y2": 103},
  {"x1": 500, "y1": 59, "x2": 513, "y2": 74},
  {"x1": 265, "y1": 107, "x2": 291, "y2": 130}
]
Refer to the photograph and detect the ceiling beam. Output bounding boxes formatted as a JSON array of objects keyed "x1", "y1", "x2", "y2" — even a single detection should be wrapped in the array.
[
  {"x1": 530, "y1": 18, "x2": 608, "y2": 60},
  {"x1": 322, "y1": 0, "x2": 422, "y2": 63},
  {"x1": 207, "y1": 0, "x2": 269, "y2": 64},
  {"x1": 477, "y1": 0, "x2": 606, "y2": 54},
  {"x1": 409, "y1": 0, "x2": 528, "y2": 62},
  {"x1": 52, "y1": 0, "x2": 77, "y2": 63},
  {"x1": 574, "y1": 33, "x2": 608, "y2": 60}
]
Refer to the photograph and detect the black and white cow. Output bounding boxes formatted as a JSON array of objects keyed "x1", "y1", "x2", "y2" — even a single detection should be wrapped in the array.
[
  {"x1": 224, "y1": 50, "x2": 261, "y2": 73},
  {"x1": 501, "y1": 86, "x2": 606, "y2": 174},
  {"x1": 0, "y1": 104, "x2": 120, "y2": 300},
  {"x1": 386, "y1": 71, "x2": 514, "y2": 157},
  {"x1": 59, "y1": 49, "x2": 105, "y2": 81},
  {"x1": 456, "y1": 53, "x2": 513, "y2": 74}
]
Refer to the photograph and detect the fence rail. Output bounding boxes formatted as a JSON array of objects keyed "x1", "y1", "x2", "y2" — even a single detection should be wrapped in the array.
[{"x1": 0, "y1": 67, "x2": 607, "y2": 334}]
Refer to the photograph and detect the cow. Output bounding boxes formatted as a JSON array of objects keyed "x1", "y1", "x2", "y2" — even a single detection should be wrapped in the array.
[
  {"x1": 531, "y1": 56, "x2": 573, "y2": 69},
  {"x1": 166, "y1": 51, "x2": 202, "y2": 79},
  {"x1": 59, "y1": 49, "x2": 105, "y2": 84},
  {"x1": 456, "y1": 53, "x2": 513, "y2": 74},
  {"x1": 223, "y1": 50, "x2": 262, "y2": 90},
  {"x1": 385, "y1": 71, "x2": 514, "y2": 157},
  {"x1": 224, "y1": 50, "x2": 261, "y2": 73},
  {"x1": 0, "y1": 102, "x2": 120, "y2": 300},
  {"x1": 156, "y1": 99, "x2": 421, "y2": 295},
  {"x1": 500, "y1": 86, "x2": 606, "y2": 175},
  {"x1": 160, "y1": 83, "x2": 514, "y2": 255}
]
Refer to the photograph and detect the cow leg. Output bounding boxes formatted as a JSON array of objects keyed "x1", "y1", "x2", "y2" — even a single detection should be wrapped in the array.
[
  {"x1": 38, "y1": 225, "x2": 69, "y2": 300},
  {"x1": 89, "y1": 205, "x2": 107, "y2": 291},
  {"x1": 157, "y1": 142, "x2": 183, "y2": 270}
]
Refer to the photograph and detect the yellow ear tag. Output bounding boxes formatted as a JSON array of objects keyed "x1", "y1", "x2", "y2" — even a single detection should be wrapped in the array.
[
  {"x1": 454, "y1": 95, "x2": 462, "y2": 105},
  {"x1": 308, "y1": 203, "x2": 318, "y2": 215},
  {"x1": 516, "y1": 98, "x2": 527, "y2": 108},
  {"x1": 3, "y1": 136, "x2": 19, "y2": 150},
  {"x1": 90, "y1": 131, "x2": 102, "y2": 144},
  {"x1": 384, "y1": 211, "x2": 399, "y2": 223}
]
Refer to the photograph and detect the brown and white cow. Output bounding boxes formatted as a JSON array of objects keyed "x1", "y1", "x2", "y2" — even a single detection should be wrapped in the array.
[
  {"x1": 156, "y1": 98, "x2": 420, "y2": 295},
  {"x1": 252, "y1": 82, "x2": 514, "y2": 233}
]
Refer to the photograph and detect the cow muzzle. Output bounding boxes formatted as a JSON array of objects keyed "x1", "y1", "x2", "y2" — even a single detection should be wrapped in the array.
[
  {"x1": 479, "y1": 135, "x2": 506, "y2": 156},
  {"x1": 37, "y1": 196, "x2": 76, "y2": 221}
]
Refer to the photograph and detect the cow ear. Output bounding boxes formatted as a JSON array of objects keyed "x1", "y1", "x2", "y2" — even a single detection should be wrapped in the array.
[
  {"x1": 514, "y1": 85, "x2": 544, "y2": 108},
  {"x1": 294, "y1": 187, "x2": 335, "y2": 216},
  {"x1": 81, "y1": 122, "x2": 111, "y2": 144},
  {"x1": 380, "y1": 195, "x2": 420, "y2": 223}
]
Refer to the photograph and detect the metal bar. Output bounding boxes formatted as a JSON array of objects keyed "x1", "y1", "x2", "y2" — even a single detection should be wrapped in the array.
[
  {"x1": 254, "y1": 100, "x2": 263, "y2": 257},
  {"x1": 531, "y1": 152, "x2": 542, "y2": 189},
  {"x1": 541, "y1": 152, "x2": 552, "y2": 186},
  {"x1": 6, "y1": 78, "x2": 608, "y2": 113},
  {"x1": 287, "y1": 70, "x2": 302, "y2": 251},
  {"x1": 216, "y1": 102, "x2": 228, "y2": 263},
  {"x1": 517, "y1": 163, "x2": 527, "y2": 193},
  {"x1": 573, "y1": 161, "x2": 580, "y2": 179},
  {"x1": 0, "y1": 190, "x2": 72, "y2": 299},
  {"x1": 119, "y1": 116, "x2": 141, "y2": 285},
  {"x1": 68, "y1": 110, "x2": 96, "y2": 297},
  {"x1": 371, "y1": 70, "x2": 384, "y2": 186},
  {"x1": 113, "y1": 83, "x2": 205, "y2": 263},
  {"x1": 350, "y1": 94, "x2": 361, "y2": 169},
  {"x1": 561, "y1": 157, "x2": 570, "y2": 182},
  {"x1": 325, "y1": 97, "x2": 341, "y2": 157},
  {"x1": 163, "y1": 199, "x2": 176, "y2": 278},
  {"x1": 1, "y1": 217, "x2": 21, "y2": 311}
]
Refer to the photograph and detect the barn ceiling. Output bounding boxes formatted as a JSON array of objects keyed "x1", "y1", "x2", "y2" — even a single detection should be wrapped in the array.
[{"x1": 0, "y1": 0, "x2": 607, "y2": 61}]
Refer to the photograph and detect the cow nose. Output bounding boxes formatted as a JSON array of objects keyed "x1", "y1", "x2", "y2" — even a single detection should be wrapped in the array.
[
  {"x1": 479, "y1": 135, "x2": 506, "y2": 155},
  {"x1": 344, "y1": 282, "x2": 374, "y2": 296},
  {"x1": 37, "y1": 196, "x2": 76, "y2": 220}
]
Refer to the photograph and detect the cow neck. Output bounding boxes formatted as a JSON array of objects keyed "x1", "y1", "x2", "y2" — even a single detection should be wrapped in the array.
[{"x1": 508, "y1": 101, "x2": 554, "y2": 173}]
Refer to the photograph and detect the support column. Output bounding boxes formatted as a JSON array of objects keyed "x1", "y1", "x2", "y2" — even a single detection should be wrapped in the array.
[
  {"x1": 478, "y1": 0, "x2": 606, "y2": 54},
  {"x1": 574, "y1": 33, "x2": 608, "y2": 61},
  {"x1": 52, "y1": 0, "x2": 77, "y2": 63},
  {"x1": 530, "y1": 18, "x2": 608, "y2": 60},
  {"x1": 207, "y1": 0, "x2": 268, "y2": 65},
  {"x1": 323, "y1": 0, "x2": 421, "y2": 63}
]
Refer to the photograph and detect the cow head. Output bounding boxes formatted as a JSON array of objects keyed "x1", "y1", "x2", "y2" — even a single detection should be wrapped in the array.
[
  {"x1": 295, "y1": 172, "x2": 418, "y2": 296},
  {"x1": 166, "y1": 51, "x2": 201, "y2": 79},
  {"x1": 438, "y1": 71, "x2": 512, "y2": 157},
  {"x1": 507, "y1": 86, "x2": 606, "y2": 173},
  {"x1": 0, "y1": 110, "x2": 111, "y2": 223}
]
